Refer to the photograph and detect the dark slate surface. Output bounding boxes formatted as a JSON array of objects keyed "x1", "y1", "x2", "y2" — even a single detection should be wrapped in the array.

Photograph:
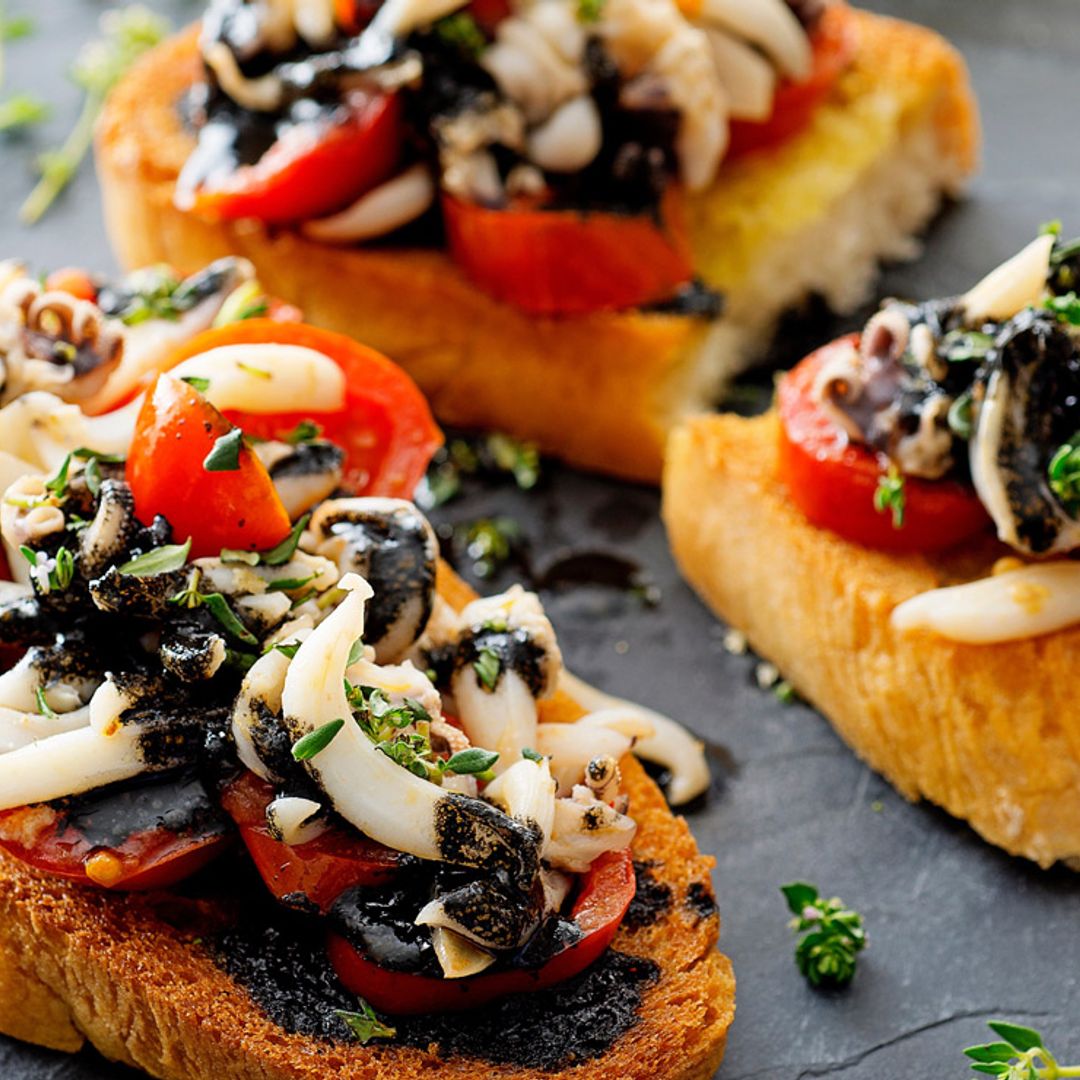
[{"x1": 1, "y1": 2, "x2": 1079, "y2": 1077}]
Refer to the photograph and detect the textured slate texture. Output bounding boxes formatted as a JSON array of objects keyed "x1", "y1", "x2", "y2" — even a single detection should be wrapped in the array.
[{"x1": 0, "y1": 1, "x2": 1078, "y2": 1077}]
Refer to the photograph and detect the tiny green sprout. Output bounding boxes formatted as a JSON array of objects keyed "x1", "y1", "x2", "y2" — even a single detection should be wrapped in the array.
[
  {"x1": 1044, "y1": 291, "x2": 1080, "y2": 326},
  {"x1": 336, "y1": 999, "x2": 396, "y2": 1044},
  {"x1": 181, "y1": 375, "x2": 211, "y2": 394},
  {"x1": 473, "y1": 647, "x2": 501, "y2": 692},
  {"x1": 522, "y1": 747, "x2": 545, "y2": 763},
  {"x1": 965, "y1": 1020, "x2": 1080, "y2": 1079},
  {"x1": 1048, "y1": 431, "x2": 1080, "y2": 517},
  {"x1": 434, "y1": 11, "x2": 486, "y2": 57},
  {"x1": 34, "y1": 686, "x2": 57, "y2": 719},
  {"x1": 781, "y1": 882, "x2": 867, "y2": 989},
  {"x1": 20, "y1": 5, "x2": 169, "y2": 224},
  {"x1": 203, "y1": 428, "x2": 244, "y2": 472},
  {"x1": 873, "y1": 465, "x2": 906, "y2": 529},
  {"x1": 281, "y1": 419, "x2": 323, "y2": 445},
  {"x1": 212, "y1": 280, "x2": 269, "y2": 327},
  {"x1": 0, "y1": 93, "x2": 48, "y2": 133},
  {"x1": 1040, "y1": 219, "x2": 1063, "y2": 238}
]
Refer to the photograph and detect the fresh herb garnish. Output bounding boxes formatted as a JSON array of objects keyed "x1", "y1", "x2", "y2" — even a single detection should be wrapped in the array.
[
  {"x1": 948, "y1": 389, "x2": 975, "y2": 440},
  {"x1": 774, "y1": 680, "x2": 798, "y2": 705},
  {"x1": 347, "y1": 637, "x2": 365, "y2": 668},
  {"x1": 781, "y1": 882, "x2": 867, "y2": 988},
  {"x1": 0, "y1": 14, "x2": 33, "y2": 41},
  {"x1": 577, "y1": 0, "x2": 605, "y2": 21},
  {"x1": 292, "y1": 718, "x2": 346, "y2": 761},
  {"x1": 939, "y1": 328, "x2": 995, "y2": 364},
  {"x1": 20, "y1": 545, "x2": 75, "y2": 592},
  {"x1": 44, "y1": 454, "x2": 72, "y2": 501},
  {"x1": 434, "y1": 11, "x2": 487, "y2": 57},
  {"x1": 212, "y1": 279, "x2": 269, "y2": 327},
  {"x1": 259, "y1": 514, "x2": 309, "y2": 566},
  {"x1": 0, "y1": 92, "x2": 47, "y2": 133},
  {"x1": 457, "y1": 516, "x2": 522, "y2": 579},
  {"x1": 236, "y1": 360, "x2": 272, "y2": 380},
  {"x1": 118, "y1": 538, "x2": 191, "y2": 577},
  {"x1": 522, "y1": 747, "x2": 545, "y2": 762},
  {"x1": 1048, "y1": 431, "x2": 1080, "y2": 516},
  {"x1": 873, "y1": 465, "x2": 906, "y2": 529},
  {"x1": 418, "y1": 433, "x2": 542, "y2": 509},
  {"x1": 273, "y1": 642, "x2": 301, "y2": 659},
  {"x1": 169, "y1": 569, "x2": 258, "y2": 645},
  {"x1": 473, "y1": 647, "x2": 501, "y2": 692},
  {"x1": 282, "y1": 419, "x2": 323, "y2": 445},
  {"x1": 34, "y1": 685, "x2": 57, "y2": 719},
  {"x1": 267, "y1": 574, "x2": 316, "y2": 593},
  {"x1": 965, "y1": 1020, "x2": 1080, "y2": 1079},
  {"x1": 181, "y1": 375, "x2": 211, "y2": 394},
  {"x1": 336, "y1": 1000, "x2": 396, "y2": 1045},
  {"x1": 1044, "y1": 291, "x2": 1080, "y2": 326},
  {"x1": 203, "y1": 428, "x2": 244, "y2": 472},
  {"x1": 20, "y1": 5, "x2": 169, "y2": 224},
  {"x1": 443, "y1": 747, "x2": 499, "y2": 776}
]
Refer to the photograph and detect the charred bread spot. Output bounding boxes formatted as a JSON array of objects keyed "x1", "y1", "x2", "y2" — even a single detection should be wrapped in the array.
[
  {"x1": 394, "y1": 951, "x2": 661, "y2": 1069},
  {"x1": 624, "y1": 859, "x2": 674, "y2": 930},
  {"x1": 454, "y1": 627, "x2": 547, "y2": 696},
  {"x1": 220, "y1": 911, "x2": 660, "y2": 1068},
  {"x1": 684, "y1": 881, "x2": 719, "y2": 923}
]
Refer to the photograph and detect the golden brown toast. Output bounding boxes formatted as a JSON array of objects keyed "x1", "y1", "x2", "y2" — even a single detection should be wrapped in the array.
[
  {"x1": 0, "y1": 567, "x2": 734, "y2": 1078},
  {"x1": 662, "y1": 412, "x2": 1080, "y2": 869},
  {"x1": 95, "y1": 10, "x2": 978, "y2": 483}
]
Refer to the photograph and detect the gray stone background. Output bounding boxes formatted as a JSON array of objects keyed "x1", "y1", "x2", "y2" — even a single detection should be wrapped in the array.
[{"x1": 0, "y1": 1, "x2": 1077, "y2": 1077}]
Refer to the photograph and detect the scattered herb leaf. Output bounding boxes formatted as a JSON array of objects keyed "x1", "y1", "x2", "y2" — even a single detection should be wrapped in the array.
[
  {"x1": 873, "y1": 465, "x2": 906, "y2": 529},
  {"x1": 443, "y1": 747, "x2": 499, "y2": 776},
  {"x1": 203, "y1": 428, "x2": 243, "y2": 472},
  {"x1": 522, "y1": 747, "x2": 544, "y2": 762},
  {"x1": 181, "y1": 375, "x2": 211, "y2": 394},
  {"x1": 35, "y1": 686, "x2": 57, "y2": 718},
  {"x1": 282, "y1": 419, "x2": 323, "y2": 445},
  {"x1": 1048, "y1": 431, "x2": 1080, "y2": 516},
  {"x1": 433, "y1": 11, "x2": 486, "y2": 57},
  {"x1": 261, "y1": 514, "x2": 310, "y2": 567},
  {"x1": 473, "y1": 647, "x2": 501, "y2": 692},
  {"x1": 212, "y1": 279, "x2": 268, "y2": 327},
  {"x1": 965, "y1": 1020, "x2": 1080, "y2": 1079},
  {"x1": 781, "y1": 882, "x2": 867, "y2": 988},
  {"x1": 118, "y1": 537, "x2": 191, "y2": 577},
  {"x1": 336, "y1": 1000, "x2": 396, "y2": 1044}
]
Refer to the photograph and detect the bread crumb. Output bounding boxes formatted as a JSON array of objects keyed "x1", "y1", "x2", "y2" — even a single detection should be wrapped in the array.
[
  {"x1": 755, "y1": 661, "x2": 779, "y2": 688},
  {"x1": 722, "y1": 628, "x2": 747, "y2": 655}
]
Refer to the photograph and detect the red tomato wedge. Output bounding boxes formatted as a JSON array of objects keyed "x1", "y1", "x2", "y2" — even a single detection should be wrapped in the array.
[
  {"x1": 0, "y1": 789, "x2": 230, "y2": 891},
  {"x1": 442, "y1": 187, "x2": 693, "y2": 316},
  {"x1": 184, "y1": 92, "x2": 402, "y2": 225},
  {"x1": 777, "y1": 336, "x2": 990, "y2": 553},
  {"x1": 728, "y1": 5, "x2": 858, "y2": 160},
  {"x1": 44, "y1": 267, "x2": 98, "y2": 303},
  {"x1": 126, "y1": 373, "x2": 292, "y2": 558},
  {"x1": 220, "y1": 771, "x2": 402, "y2": 913},
  {"x1": 328, "y1": 847, "x2": 636, "y2": 1014},
  {"x1": 160, "y1": 320, "x2": 442, "y2": 499}
]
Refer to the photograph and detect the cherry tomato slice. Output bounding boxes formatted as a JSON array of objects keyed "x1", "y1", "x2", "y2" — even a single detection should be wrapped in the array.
[
  {"x1": 126, "y1": 373, "x2": 293, "y2": 558},
  {"x1": 0, "y1": 774, "x2": 230, "y2": 891},
  {"x1": 44, "y1": 268, "x2": 98, "y2": 303},
  {"x1": 777, "y1": 336, "x2": 990, "y2": 553},
  {"x1": 184, "y1": 92, "x2": 402, "y2": 225},
  {"x1": 328, "y1": 848, "x2": 636, "y2": 1014},
  {"x1": 220, "y1": 771, "x2": 401, "y2": 913},
  {"x1": 728, "y1": 5, "x2": 858, "y2": 160},
  {"x1": 160, "y1": 320, "x2": 442, "y2": 499},
  {"x1": 442, "y1": 187, "x2": 693, "y2": 316}
]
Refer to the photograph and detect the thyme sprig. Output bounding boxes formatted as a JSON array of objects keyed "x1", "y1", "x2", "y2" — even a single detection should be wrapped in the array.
[
  {"x1": 966, "y1": 1021, "x2": 1080, "y2": 1079},
  {"x1": 781, "y1": 882, "x2": 867, "y2": 988},
  {"x1": 873, "y1": 465, "x2": 906, "y2": 529},
  {"x1": 20, "y1": 6, "x2": 168, "y2": 224}
]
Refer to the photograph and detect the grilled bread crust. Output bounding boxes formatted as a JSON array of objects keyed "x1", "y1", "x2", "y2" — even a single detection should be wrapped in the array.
[
  {"x1": 95, "y1": 10, "x2": 977, "y2": 483},
  {"x1": 663, "y1": 412, "x2": 1080, "y2": 869},
  {"x1": 0, "y1": 566, "x2": 735, "y2": 1078}
]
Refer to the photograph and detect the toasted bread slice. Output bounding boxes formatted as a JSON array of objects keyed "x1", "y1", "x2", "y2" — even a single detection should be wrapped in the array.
[
  {"x1": 0, "y1": 565, "x2": 734, "y2": 1078},
  {"x1": 95, "y1": 10, "x2": 977, "y2": 484},
  {"x1": 662, "y1": 412, "x2": 1080, "y2": 869}
]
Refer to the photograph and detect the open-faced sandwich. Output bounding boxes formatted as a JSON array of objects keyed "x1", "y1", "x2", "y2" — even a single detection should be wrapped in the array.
[
  {"x1": 96, "y1": 0, "x2": 978, "y2": 482},
  {"x1": 664, "y1": 228, "x2": 1080, "y2": 869},
  {"x1": 0, "y1": 266, "x2": 731, "y2": 1079}
]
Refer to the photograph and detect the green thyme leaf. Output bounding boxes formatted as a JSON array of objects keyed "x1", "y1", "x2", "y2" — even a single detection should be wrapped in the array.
[
  {"x1": 986, "y1": 1023, "x2": 1044, "y2": 1055},
  {"x1": 939, "y1": 329, "x2": 995, "y2": 365},
  {"x1": 267, "y1": 574, "x2": 316, "y2": 593},
  {"x1": 44, "y1": 453, "x2": 72, "y2": 501},
  {"x1": 873, "y1": 465, "x2": 906, "y2": 529},
  {"x1": 473, "y1": 647, "x2": 501, "y2": 692},
  {"x1": 203, "y1": 428, "x2": 243, "y2": 472},
  {"x1": 261, "y1": 514, "x2": 310, "y2": 567},
  {"x1": 577, "y1": 0, "x2": 605, "y2": 22},
  {"x1": 1048, "y1": 431, "x2": 1080, "y2": 516},
  {"x1": 202, "y1": 592, "x2": 258, "y2": 645},
  {"x1": 443, "y1": 747, "x2": 499, "y2": 775},
  {"x1": 35, "y1": 686, "x2": 57, "y2": 719},
  {"x1": 212, "y1": 280, "x2": 269, "y2": 327},
  {"x1": 347, "y1": 637, "x2": 365, "y2": 668},
  {"x1": 336, "y1": 1001, "x2": 396, "y2": 1044},
  {"x1": 282, "y1": 419, "x2": 323, "y2": 445},
  {"x1": 1040, "y1": 219, "x2": 1063, "y2": 238},
  {"x1": 0, "y1": 93, "x2": 48, "y2": 133},
  {"x1": 53, "y1": 547, "x2": 75, "y2": 590},
  {"x1": 781, "y1": 882, "x2": 866, "y2": 989},
  {"x1": 118, "y1": 538, "x2": 191, "y2": 577},
  {"x1": 237, "y1": 360, "x2": 272, "y2": 380},
  {"x1": 292, "y1": 718, "x2": 345, "y2": 761},
  {"x1": 522, "y1": 747, "x2": 544, "y2": 763},
  {"x1": 181, "y1": 375, "x2": 211, "y2": 394},
  {"x1": 964, "y1": 1043, "x2": 1022, "y2": 1064},
  {"x1": 1044, "y1": 290, "x2": 1080, "y2": 326},
  {"x1": 947, "y1": 389, "x2": 975, "y2": 441},
  {"x1": 273, "y1": 642, "x2": 301, "y2": 659},
  {"x1": 433, "y1": 11, "x2": 486, "y2": 57}
]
